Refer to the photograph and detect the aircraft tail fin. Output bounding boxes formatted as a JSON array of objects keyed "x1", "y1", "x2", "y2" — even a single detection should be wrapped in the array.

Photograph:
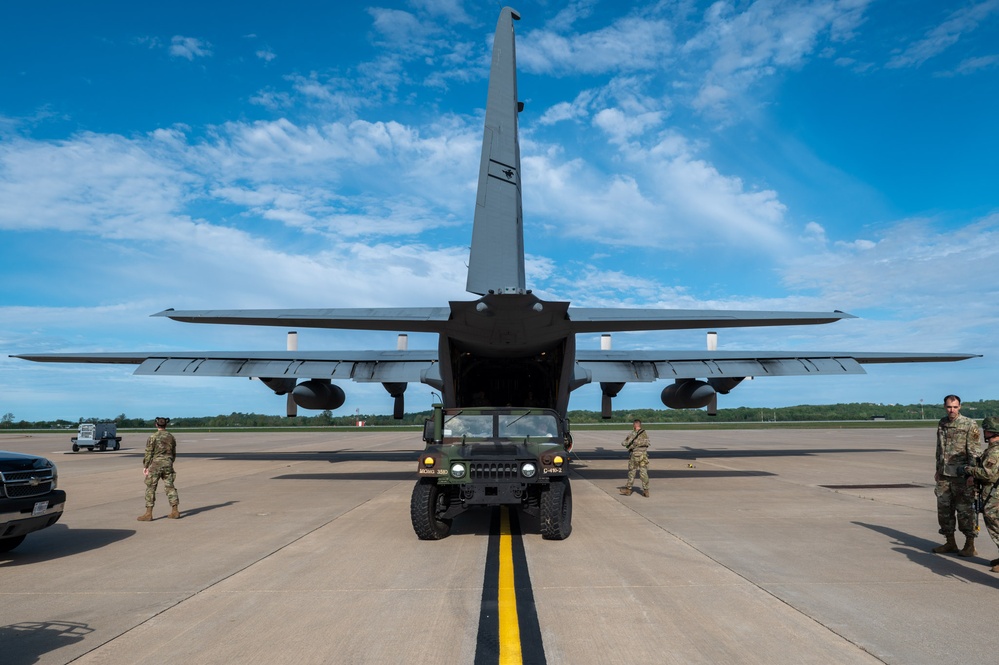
[{"x1": 465, "y1": 7, "x2": 526, "y2": 296}]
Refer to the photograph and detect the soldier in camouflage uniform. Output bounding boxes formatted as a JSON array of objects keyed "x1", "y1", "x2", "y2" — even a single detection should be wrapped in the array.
[
  {"x1": 932, "y1": 395, "x2": 981, "y2": 556},
  {"x1": 619, "y1": 419, "x2": 651, "y2": 497},
  {"x1": 959, "y1": 416, "x2": 999, "y2": 572},
  {"x1": 137, "y1": 417, "x2": 180, "y2": 521}
]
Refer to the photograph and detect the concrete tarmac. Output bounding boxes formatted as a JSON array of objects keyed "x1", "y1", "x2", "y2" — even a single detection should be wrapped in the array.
[{"x1": 1, "y1": 427, "x2": 995, "y2": 664}]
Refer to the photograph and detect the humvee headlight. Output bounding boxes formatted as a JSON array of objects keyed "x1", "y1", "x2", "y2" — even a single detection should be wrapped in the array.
[
  {"x1": 422, "y1": 456, "x2": 435, "y2": 468},
  {"x1": 522, "y1": 462, "x2": 537, "y2": 478},
  {"x1": 450, "y1": 463, "x2": 466, "y2": 478},
  {"x1": 553, "y1": 455, "x2": 564, "y2": 466}
]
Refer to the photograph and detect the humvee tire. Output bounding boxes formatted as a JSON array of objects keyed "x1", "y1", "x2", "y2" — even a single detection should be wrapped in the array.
[
  {"x1": 540, "y1": 477, "x2": 572, "y2": 540},
  {"x1": 411, "y1": 478, "x2": 453, "y2": 540}
]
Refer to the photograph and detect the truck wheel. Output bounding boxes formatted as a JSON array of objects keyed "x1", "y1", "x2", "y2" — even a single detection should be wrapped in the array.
[
  {"x1": 113, "y1": 440, "x2": 121, "y2": 451},
  {"x1": 0, "y1": 535, "x2": 26, "y2": 553},
  {"x1": 540, "y1": 477, "x2": 573, "y2": 540},
  {"x1": 72, "y1": 444, "x2": 80, "y2": 452},
  {"x1": 411, "y1": 479, "x2": 452, "y2": 540},
  {"x1": 98, "y1": 442, "x2": 107, "y2": 452}
]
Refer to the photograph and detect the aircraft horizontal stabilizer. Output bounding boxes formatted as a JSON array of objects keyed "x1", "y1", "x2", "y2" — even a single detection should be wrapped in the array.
[
  {"x1": 154, "y1": 308, "x2": 451, "y2": 332},
  {"x1": 566, "y1": 308, "x2": 855, "y2": 332}
]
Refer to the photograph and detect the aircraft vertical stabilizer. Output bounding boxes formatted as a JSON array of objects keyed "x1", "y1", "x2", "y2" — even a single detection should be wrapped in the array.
[{"x1": 466, "y1": 7, "x2": 525, "y2": 296}]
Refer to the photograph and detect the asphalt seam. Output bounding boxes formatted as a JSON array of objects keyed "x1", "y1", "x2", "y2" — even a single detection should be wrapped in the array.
[
  {"x1": 65, "y1": 478, "x2": 404, "y2": 663},
  {"x1": 589, "y1": 475, "x2": 889, "y2": 665}
]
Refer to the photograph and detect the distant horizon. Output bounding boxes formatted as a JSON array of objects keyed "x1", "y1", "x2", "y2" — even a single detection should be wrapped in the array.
[{"x1": 6, "y1": 397, "x2": 996, "y2": 427}]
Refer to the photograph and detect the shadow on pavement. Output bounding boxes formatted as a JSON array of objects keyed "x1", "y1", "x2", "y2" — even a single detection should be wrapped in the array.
[
  {"x1": 0, "y1": 525, "x2": 133, "y2": 567},
  {"x1": 854, "y1": 521, "x2": 999, "y2": 589},
  {"x1": 0, "y1": 621, "x2": 94, "y2": 665}
]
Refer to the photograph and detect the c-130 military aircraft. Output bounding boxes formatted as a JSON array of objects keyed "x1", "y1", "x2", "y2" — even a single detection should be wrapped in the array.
[{"x1": 14, "y1": 7, "x2": 977, "y2": 420}]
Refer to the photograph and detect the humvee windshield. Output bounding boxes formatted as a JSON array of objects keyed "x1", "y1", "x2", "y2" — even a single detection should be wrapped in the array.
[
  {"x1": 443, "y1": 414, "x2": 493, "y2": 438},
  {"x1": 498, "y1": 414, "x2": 558, "y2": 438},
  {"x1": 442, "y1": 412, "x2": 559, "y2": 439}
]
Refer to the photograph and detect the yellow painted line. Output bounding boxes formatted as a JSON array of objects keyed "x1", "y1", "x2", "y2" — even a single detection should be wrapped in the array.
[{"x1": 498, "y1": 506, "x2": 522, "y2": 665}]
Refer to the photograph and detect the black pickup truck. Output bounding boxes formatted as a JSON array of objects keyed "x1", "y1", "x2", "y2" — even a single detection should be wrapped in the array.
[{"x1": 0, "y1": 450, "x2": 66, "y2": 553}]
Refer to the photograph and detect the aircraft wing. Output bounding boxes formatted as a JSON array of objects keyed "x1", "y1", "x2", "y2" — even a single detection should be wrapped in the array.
[
  {"x1": 575, "y1": 350, "x2": 981, "y2": 383},
  {"x1": 11, "y1": 350, "x2": 441, "y2": 384}
]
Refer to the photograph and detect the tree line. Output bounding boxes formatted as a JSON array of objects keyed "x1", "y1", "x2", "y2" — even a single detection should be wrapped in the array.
[{"x1": 4, "y1": 400, "x2": 998, "y2": 429}]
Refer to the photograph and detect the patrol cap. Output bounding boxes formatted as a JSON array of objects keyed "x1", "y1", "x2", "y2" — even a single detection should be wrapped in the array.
[
  {"x1": 154, "y1": 417, "x2": 170, "y2": 427},
  {"x1": 982, "y1": 416, "x2": 999, "y2": 434}
]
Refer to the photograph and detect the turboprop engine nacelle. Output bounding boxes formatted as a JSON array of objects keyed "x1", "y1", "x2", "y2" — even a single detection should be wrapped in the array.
[
  {"x1": 661, "y1": 380, "x2": 715, "y2": 409},
  {"x1": 292, "y1": 379, "x2": 346, "y2": 411},
  {"x1": 661, "y1": 377, "x2": 746, "y2": 410}
]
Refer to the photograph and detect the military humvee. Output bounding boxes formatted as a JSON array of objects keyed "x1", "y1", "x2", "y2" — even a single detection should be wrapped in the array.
[{"x1": 411, "y1": 405, "x2": 573, "y2": 540}]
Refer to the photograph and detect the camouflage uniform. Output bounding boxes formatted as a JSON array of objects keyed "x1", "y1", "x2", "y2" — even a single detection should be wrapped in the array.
[
  {"x1": 966, "y1": 435, "x2": 999, "y2": 557},
  {"x1": 935, "y1": 414, "x2": 981, "y2": 538},
  {"x1": 622, "y1": 428, "x2": 650, "y2": 493},
  {"x1": 144, "y1": 429, "x2": 179, "y2": 508}
]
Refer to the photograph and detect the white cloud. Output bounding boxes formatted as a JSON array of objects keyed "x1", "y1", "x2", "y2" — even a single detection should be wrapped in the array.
[
  {"x1": 948, "y1": 54, "x2": 999, "y2": 76},
  {"x1": 517, "y1": 17, "x2": 674, "y2": 75},
  {"x1": 781, "y1": 216, "x2": 999, "y2": 315},
  {"x1": 887, "y1": 0, "x2": 999, "y2": 69},
  {"x1": 408, "y1": 0, "x2": 473, "y2": 25},
  {"x1": 169, "y1": 36, "x2": 213, "y2": 60},
  {"x1": 522, "y1": 128, "x2": 788, "y2": 253},
  {"x1": 683, "y1": 0, "x2": 873, "y2": 113}
]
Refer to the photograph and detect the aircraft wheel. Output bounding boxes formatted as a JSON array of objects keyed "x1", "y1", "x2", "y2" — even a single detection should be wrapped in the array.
[
  {"x1": 0, "y1": 535, "x2": 26, "y2": 553},
  {"x1": 411, "y1": 479, "x2": 452, "y2": 540},
  {"x1": 540, "y1": 477, "x2": 573, "y2": 540}
]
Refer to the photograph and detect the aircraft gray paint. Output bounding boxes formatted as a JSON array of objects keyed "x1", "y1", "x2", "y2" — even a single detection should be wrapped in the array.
[{"x1": 13, "y1": 7, "x2": 977, "y2": 419}]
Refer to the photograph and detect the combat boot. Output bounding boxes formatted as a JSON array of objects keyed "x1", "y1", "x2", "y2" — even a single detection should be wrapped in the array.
[
  {"x1": 137, "y1": 507, "x2": 153, "y2": 522},
  {"x1": 958, "y1": 535, "x2": 977, "y2": 557},
  {"x1": 932, "y1": 534, "x2": 957, "y2": 554},
  {"x1": 619, "y1": 487, "x2": 632, "y2": 496},
  {"x1": 168, "y1": 504, "x2": 180, "y2": 519},
  {"x1": 991, "y1": 558, "x2": 999, "y2": 566},
  {"x1": 642, "y1": 489, "x2": 650, "y2": 498},
  {"x1": 991, "y1": 564, "x2": 999, "y2": 573}
]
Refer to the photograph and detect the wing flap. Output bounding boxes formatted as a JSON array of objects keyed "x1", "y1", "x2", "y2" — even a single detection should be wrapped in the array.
[
  {"x1": 17, "y1": 350, "x2": 439, "y2": 384},
  {"x1": 579, "y1": 357, "x2": 865, "y2": 383},
  {"x1": 575, "y1": 350, "x2": 978, "y2": 384}
]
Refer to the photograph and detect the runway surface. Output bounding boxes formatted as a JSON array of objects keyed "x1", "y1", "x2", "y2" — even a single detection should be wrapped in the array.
[{"x1": 2, "y1": 427, "x2": 995, "y2": 664}]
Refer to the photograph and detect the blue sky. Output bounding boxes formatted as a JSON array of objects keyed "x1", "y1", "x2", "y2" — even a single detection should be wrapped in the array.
[{"x1": 2, "y1": 0, "x2": 997, "y2": 422}]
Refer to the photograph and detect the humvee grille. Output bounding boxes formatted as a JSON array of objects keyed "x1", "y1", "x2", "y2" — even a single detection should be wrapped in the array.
[{"x1": 470, "y1": 462, "x2": 519, "y2": 480}]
